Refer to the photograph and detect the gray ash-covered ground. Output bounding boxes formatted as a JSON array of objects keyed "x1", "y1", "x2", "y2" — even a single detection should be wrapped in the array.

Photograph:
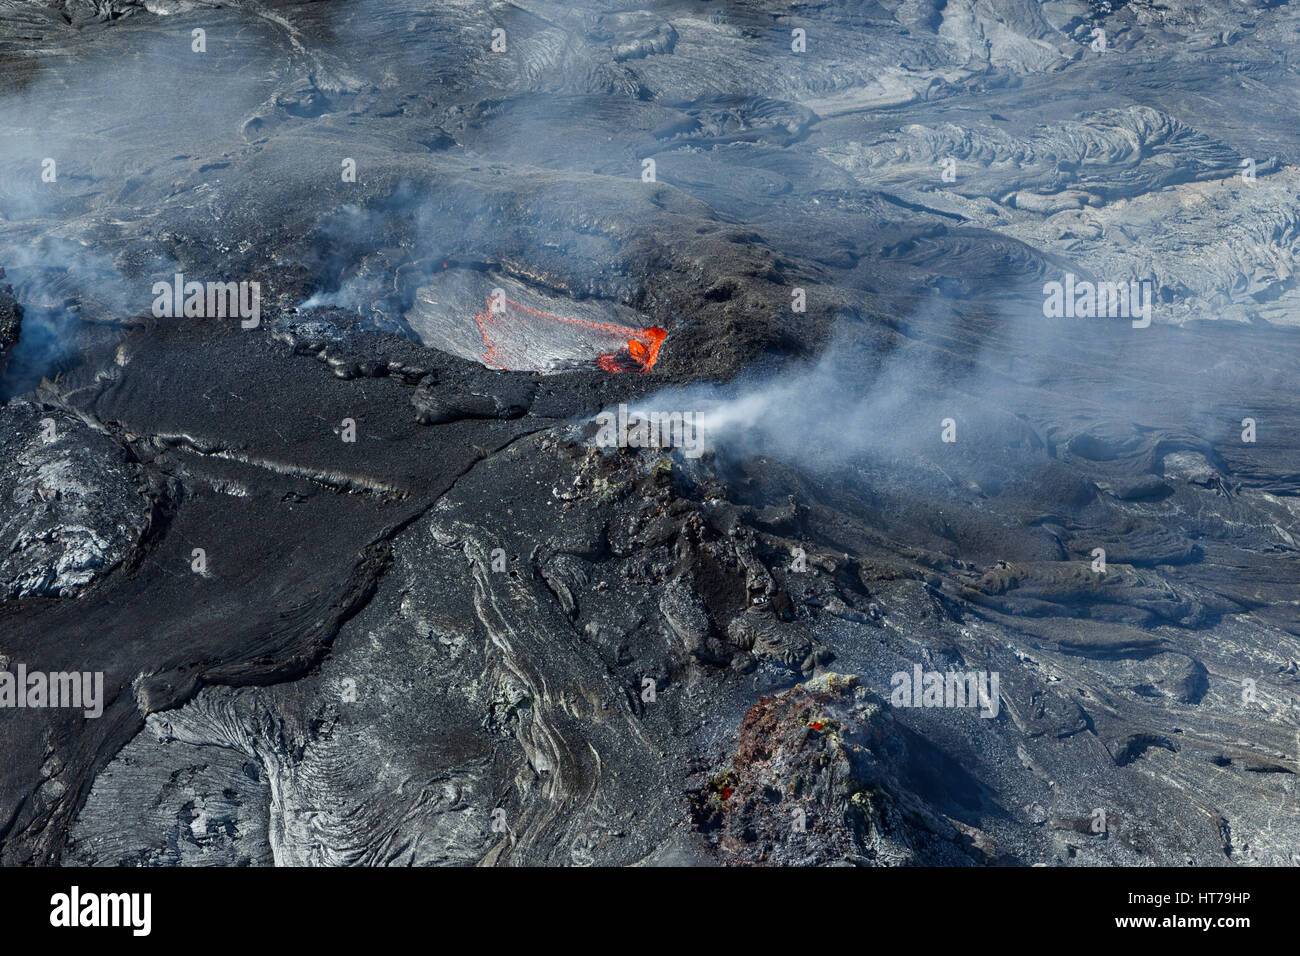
[{"x1": 1, "y1": 0, "x2": 1299, "y2": 866}]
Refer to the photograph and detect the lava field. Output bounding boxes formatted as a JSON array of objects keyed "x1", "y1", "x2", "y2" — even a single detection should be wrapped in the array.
[{"x1": 0, "y1": 0, "x2": 1298, "y2": 870}]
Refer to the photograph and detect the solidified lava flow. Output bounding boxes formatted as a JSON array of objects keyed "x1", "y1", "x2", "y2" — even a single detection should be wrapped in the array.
[{"x1": 2, "y1": 0, "x2": 1300, "y2": 884}]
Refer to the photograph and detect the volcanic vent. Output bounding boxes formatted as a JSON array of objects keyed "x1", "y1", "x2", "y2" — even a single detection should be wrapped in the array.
[{"x1": 406, "y1": 270, "x2": 665, "y2": 374}]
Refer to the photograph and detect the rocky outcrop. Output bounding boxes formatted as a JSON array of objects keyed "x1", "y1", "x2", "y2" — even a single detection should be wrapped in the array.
[{"x1": 691, "y1": 674, "x2": 1000, "y2": 866}]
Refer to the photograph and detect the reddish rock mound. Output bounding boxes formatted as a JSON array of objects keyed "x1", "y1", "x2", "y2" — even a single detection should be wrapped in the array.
[{"x1": 691, "y1": 673, "x2": 1002, "y2": 866}]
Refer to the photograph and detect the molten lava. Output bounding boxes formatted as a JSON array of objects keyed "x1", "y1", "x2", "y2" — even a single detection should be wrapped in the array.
[{"x1": 472, "y1": 294, "x2": 666, "y2": 374}]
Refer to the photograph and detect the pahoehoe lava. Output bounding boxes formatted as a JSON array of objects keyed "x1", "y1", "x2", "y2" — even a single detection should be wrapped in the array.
[{"x1": 0, "y1": 0, "x2": 1298, "y2": 867}]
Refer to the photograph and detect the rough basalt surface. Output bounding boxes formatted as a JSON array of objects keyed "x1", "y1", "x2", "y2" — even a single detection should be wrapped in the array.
[
  {"x1": 0, "y1": 401, "x2": 151, "y2": 600},
  {"x1": 691, "y1": 673, "x2": 1000, "y2": 867},
  {"x1": 0, "y1": 275, "x2": 19, "y2": 382},
  {"x1": 1, "y1": 0, "x2": 1299, "y2": 867}
]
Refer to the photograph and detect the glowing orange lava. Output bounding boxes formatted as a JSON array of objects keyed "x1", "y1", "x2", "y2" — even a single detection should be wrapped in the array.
[{"x1": 472, "y1": 294, "x2": 666, "y2": 373}]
